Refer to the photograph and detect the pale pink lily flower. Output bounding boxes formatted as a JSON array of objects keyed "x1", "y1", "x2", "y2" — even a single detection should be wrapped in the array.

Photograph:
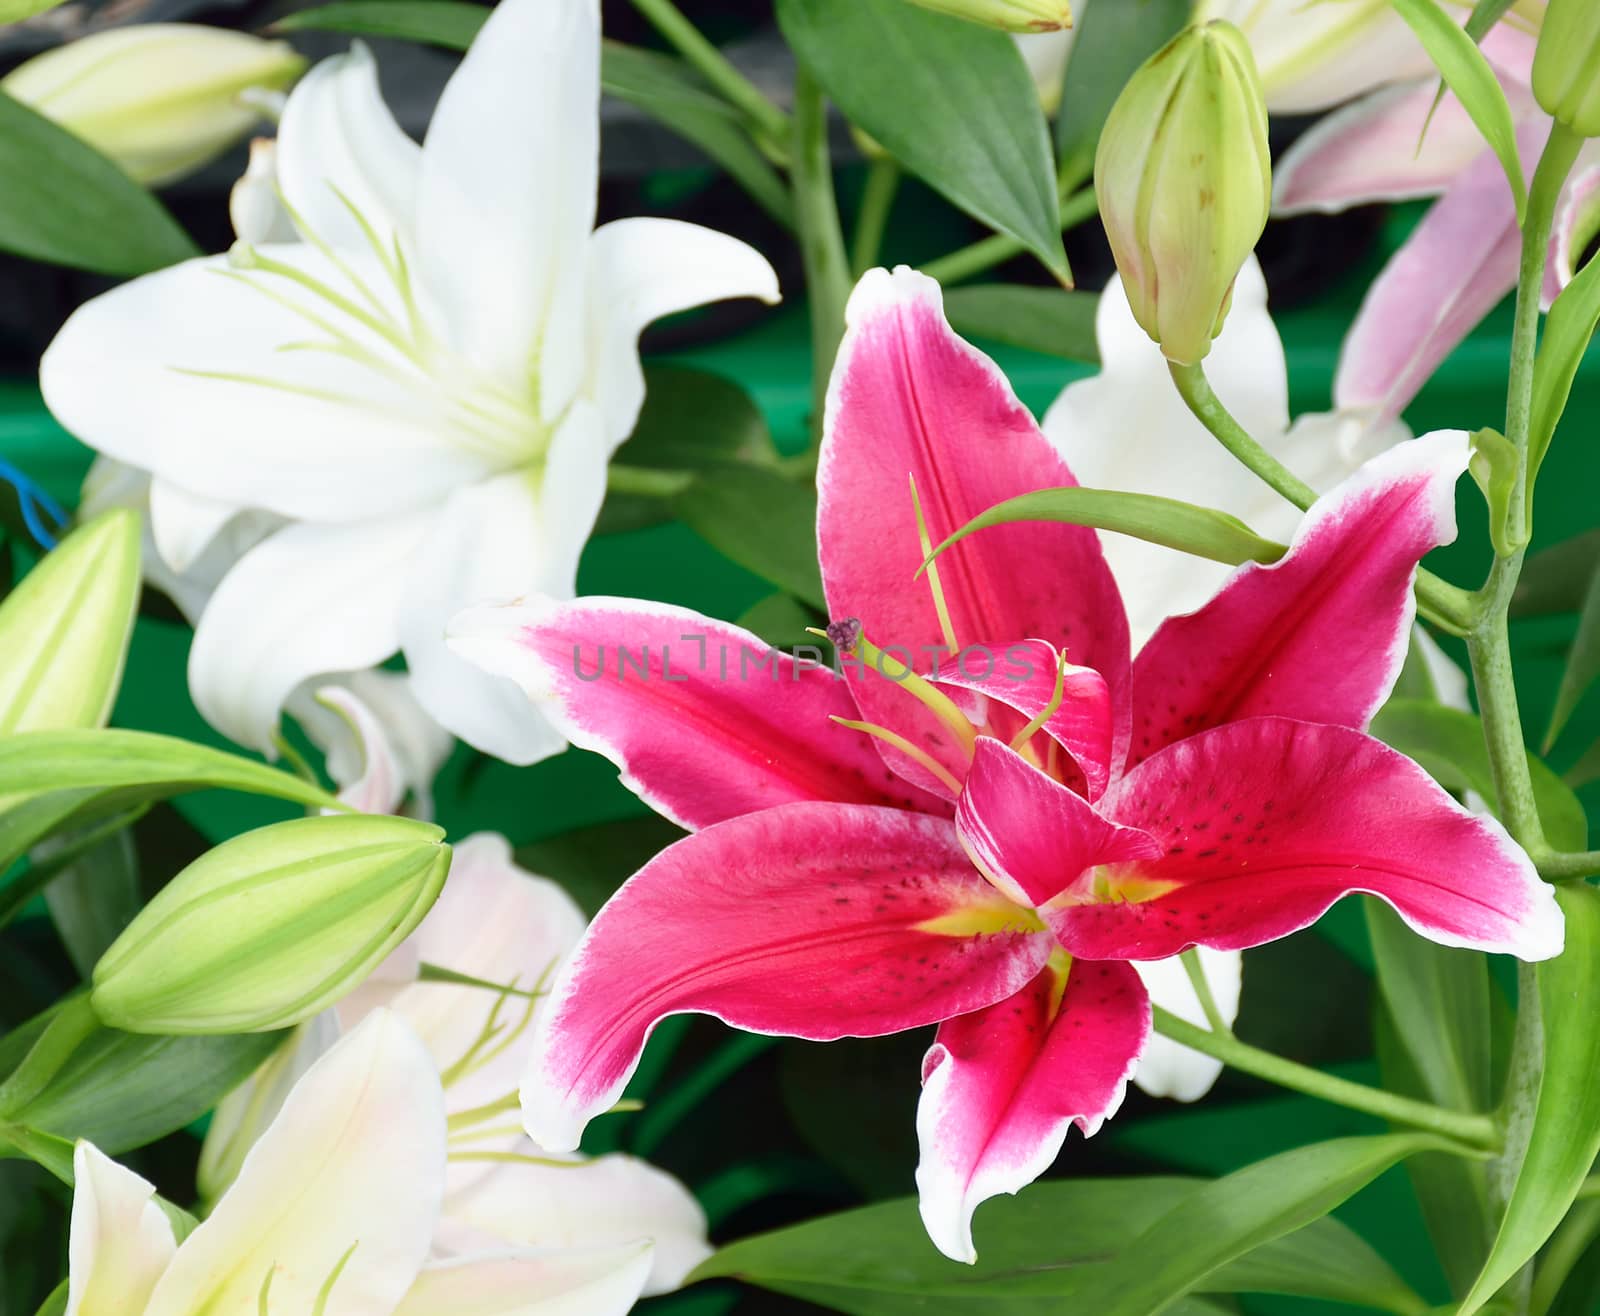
[
  {"x1": 1273, "y1": 21, "x2": 1600, "y2": 422},
  {"x1": 450, "y1": 267, "x2": 1561, "y2": 1263}
]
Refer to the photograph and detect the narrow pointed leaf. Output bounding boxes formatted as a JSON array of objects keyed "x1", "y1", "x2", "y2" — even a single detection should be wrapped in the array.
[
  {"x1": 1531, "y1": 252, "x2": 1600, "y2": 485},
  {"x1": 941, "y1": 285, "x2": 1100, "y2": 361},
  {"x1": 0, "y1": 92, "x2": 198, "y2": 274},
  {"x1": 272, "y1": 0, "x2": 485, "y2": 43},
  {"x1": 1465, "y1": 0, "x2": 1518, "y2": 40},
  {"x1": 927, "y1": 486, "x2": 1287, "y2": 575},
  {"x1": 1390, "y1": 0, "x2": 1528, "y2": 223},
  {"x1": 1514, "y1": 528, "x2": 1600, "y2": 618},
  {"x1": 41, "y1": 826, "x2": 141, "y2": 977},
  {"x1": 672, "y1": 465, "x2": 826, "y2": 609},
  {"x1": 1546, "y1": 557, "x2": 1600, "y2": 749},
  {"x1": 776, "y1": 0, "x2": 1068, "y2": 279},
  {"x1": 1460, "y1": 885, "x2": 1600, "y2": 1314}
]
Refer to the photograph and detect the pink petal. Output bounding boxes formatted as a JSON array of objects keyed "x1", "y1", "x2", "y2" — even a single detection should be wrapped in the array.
[
  {"x1": 521, "y1": 802, "x2": 1053, "y2": 1152},
  {"x1": 450, "y1": 595, "x2": 945, "y2": 829},
  {"x1": 1544, "y1": 163, "x2": 1600, "y2": 309},
  {"x1": 818, "y1": 267, "x2": 1130, "y2": 774},
  {"x1": 956, "y1": 738, "x2": 1160, "y2": 911},
  {"x1": 933, "y1": 639, "x2": 1114, "y2": 801},
  {"x1": 1335, "y1": 118, "x2": 1548, "y2": 421},
  {"x1": 916, "y1": 959, "x2": 1149, "y2": 1263},
  {"x1": 1129, "y1": 432, "x2": 1468, "y2": 769},
  {"x1": 1052, "y1": 717, "x2": 1564, "y2": 964}
]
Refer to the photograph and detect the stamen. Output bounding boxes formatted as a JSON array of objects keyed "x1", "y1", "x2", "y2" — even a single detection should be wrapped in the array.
[
  {"x1": 909, "y1": 474, "x2": 959, "y2": 655},
  {"x1": 829, "y1": 715, "x2": 964, "y2": 795},
  {"x1": 312, "y1": 1243, "x2": 359, "y2": 1316},
  {"x1": 810, "y1": 624, "x2": 977, "y2": 758},
  {"x1": 1044, "y1": 946, "x2": 1072, "y2": 1018},
  {"x1": 1009, "y1": 650, "x2": 1069, "y2": 752}
]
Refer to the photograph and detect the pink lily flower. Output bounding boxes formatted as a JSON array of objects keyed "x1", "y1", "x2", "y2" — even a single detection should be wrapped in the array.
[
  {"x1": 451, "y1": 268, "x2": 1562, "y2": 1263},
  {"x1": 1274, "y1": 20, "x2": 1599, "y2": 422}
]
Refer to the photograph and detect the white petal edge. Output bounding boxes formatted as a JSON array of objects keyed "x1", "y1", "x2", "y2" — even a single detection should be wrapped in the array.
[
  {"x1": 66, "y1": 1142, "x2": 177, "y2": 1316},
  {"x1": 1130, "y1": 949, "x2": 1243, "y2": 1102},
  {"x1": 394, "y1": 1244, "x2": 653, "y2": 1316}
]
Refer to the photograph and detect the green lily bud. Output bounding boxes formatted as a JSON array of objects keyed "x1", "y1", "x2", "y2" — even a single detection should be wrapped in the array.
[
  {"x1": 1, "y1": 25, "x2": 305, "y2": 187},
  {"x1": 1094, "y1": 21, "x2": 1271, "y2": 365},
  {"x1": 1533, "y1": 0, "x2": 1600, "y2": 137},
  {"x1": 91, "y1": 815, "x2": 450, "y2": 1034},
  {"x1": 903, "y1": 0, "x2": 1072, "y2": 33}
]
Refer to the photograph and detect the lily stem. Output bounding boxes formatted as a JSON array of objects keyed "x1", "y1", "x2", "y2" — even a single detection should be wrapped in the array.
[
  {"x1": 1179, "y1": 949, "x2": 1230, "y2": 1034},
  {"x1": 921, "y1": 186, "x2": 1098, "y2": 287},
  {"x1": 791, "y1": 65, "x2": 852, "y2": 448},
  {"x1": 607, "y1": 464, "x2": 696, "y2": 498},
  {"x1": 850, "y1": 156, "x2": 901, "y2": 277},
  {"x1": 1531, "y1": 848, "x2": 1600, "y2": 881},
  {"x1": 1151, "y1": 1007, "x2": 1500, "y2": 1151},
  {"x1": 628, "y1": 0, "x2": 789, "y2": 143}
]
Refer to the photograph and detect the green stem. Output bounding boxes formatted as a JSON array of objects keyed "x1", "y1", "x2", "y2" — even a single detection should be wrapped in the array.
[
  {"x1": 0, "y1": 994, "x2": 98, "y2": 1116},
  {"x1": 1180, "y1": 949, "x2": 1229, "y2": 1034},
  {"x1": 791, "y1": 65, "x2": 851, "y2": 447},
  {"x1": 1530, "y1": 848, "x2": 1600, "y2": 881},
  {"x1": 417, "y1": 962, "x2": 544, "y2": 1001},
  {"x1": 1486, "y1": 960, "x2": 1546, "y2": 1316},
  {"x1": 921, "y1": 187, "x2": 1098, "y2": 286},
  {"x1": 629, "y1": 0, "x2": 788, "y2": 143},
  {"x1": 606, "y1": 464, "x2": 695, "y2": 497},
  {"x1": 1152, "y1": 1007, "x2": 1500, "y2": 1151},
  {"x1": 850, "y1": 156, "x2": 901, "y2": 276}
]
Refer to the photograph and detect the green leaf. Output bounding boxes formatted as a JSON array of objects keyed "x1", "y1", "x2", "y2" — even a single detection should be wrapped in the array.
[
  {"x1": 1390, "y1": 0, "x2": 1528, "y2": 223},
  {"x1": 1531, "y1": 248, "x2": 1600, "y2": 486},
  {"x1": 1069, "y1": 1134, "x2": 1448, "y2": 1316},
  {"x1": 600, "y1": 366, "x2": 777, "y2": 534},
  {"x1": 32, "y1": 1278, "x2": 67, "y2": 1316},
  {"x1": 0, "y1": 91, "x2": 198, "y2": 275},
  {"x1": 673, "y1": 466, "x2": 825, "y2": 610},
  {"x1": 776, "y1": 0, "x2": 1067, "y2": 279},
  {"x1": 1459, "y1": 884, "x2": 1600, "y2": 1314},
  {"x1": 515, "y1": 815, "x2": 686, "y2": 917},
  {"x1": 692, "y1": 1174, "x2": 1424, "y2": 1314},
  {"x1": 1469, "y1": 427, "x2": 1522, "y2": 556},
  {"x1": 1513, "y1": 528, "x2": 1600, "y2": 618},
  {"x1": 41, "y1": 826, "x2": 141, "y2": 979},
  {"x1": 1545, "y1": 554, "x2": 1600, "y2": 750},
  {"x1": 0, "y1": 509, "x2": 140, "y2": 738},
  {"x1": 276, "y1": 5, "x2": 792, "y2": 221},
  {"x1": 1369, "y1": 699, "x2": 1589, "y2": 851},
  {"x1": 1465, "y1": 0, "x2": 1518, "y2": 40},
  {"x1": 1053, "y1": 0, "x2": 1190, "y2": 178},
  {"x1": 928, "y1": 486, "x2": 1287, "y2": 575},
  {"x1": 941, "y1": 285, "x2": 1100, "y2": 361}
]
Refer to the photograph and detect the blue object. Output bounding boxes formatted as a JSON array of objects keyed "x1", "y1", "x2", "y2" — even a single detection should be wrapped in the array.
[{"x1": 0, "y1": 454, "x2": 69, "y2": 549}]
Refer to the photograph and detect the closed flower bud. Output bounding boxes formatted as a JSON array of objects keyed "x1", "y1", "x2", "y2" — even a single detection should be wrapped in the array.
[
  {"x1": 91, "y1": 815, "x2": 450, "y2": 1034},
  {"x1": 904, "y1": 0, "x2": 1072, "y2": 34},
  {"x1": 1534, "y1": 0, "x2": 1600, "y2": 137},
  {"x1": 1095, "y1": 21, "x2": 1271, "y2": 365},
  {"x1": 1, "y1": 25, "x2": 305, "y2": 187}
]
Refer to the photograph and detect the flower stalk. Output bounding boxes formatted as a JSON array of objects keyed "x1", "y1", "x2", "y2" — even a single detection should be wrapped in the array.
[{"x1": 792, "y1": 65, "x2": 852, "y2": 442}]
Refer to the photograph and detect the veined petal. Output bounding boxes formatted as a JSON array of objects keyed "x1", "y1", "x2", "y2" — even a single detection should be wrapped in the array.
[
  {"x1": 933, "y1": 639, "x2": 1113, "y2": 801},
  {"x1": 146, "y1": 1011, "x2": 445, "y2": 1316},
  {"x1": 1042, "y1": 258, "x2": 1293, "y2": 650},
  {"x1": 449, "y1": 595, "x2": 945, "y2": 830},
  {"x1": 1273, "y1": 81, "x2": 1535, "y2": 216},
  {"x1": 395, "y1": 1245, "x2": 652, "y2": 1316},
  {"x1": 440, "y1": 1154, "x2": 709, "y2": 1295},
  {"x1": 187, "y1": 513, "x2": 432, "y2": 754},
  {"x1": 956, "y1": 738, "x2": 1161, "y2": 910},
  {"x1": 1334, "y1": 120, "x2": 1544, "y2": 421},
  {"x1": 398, "y1": 467, "x2": 569, "y2": 766},
  {"x1": 1053, "y1": 717, "x2": 1564, "y2": 963},
  {"x1": 1130, "y1": 948, "x2": 1241, "y2": 1102},
  {"x1": 275, "y1": 42, "x2": 422, "y2": 252},
  {"x1": 41, "y1": 251, "x2": 496, "y2": 521},
  {"x1": 521, "y1": 802, "x2": 1052, "y2": 1152},
  {"x1": 307, "y1": 683, "x2": 407, "y2": 813},
  {"x1": 416, "y1": 0, "x2": 598, "y2": 413},
  {"x1": 819, "y1": 267, "x2": 1129, "y2": 760},
  {"x1": 66, "y1": 1142, "x2": 177, "y2": 1316},
  {"x1": 915, "y1": 959, "x2": 1148, "y2": 1264},
  {"x1": 586, "y1": 217, "x2": 779, "y2": 447},
  {"x1": 1129, "y1": 431, "x2": 1469, "y2": 768}
]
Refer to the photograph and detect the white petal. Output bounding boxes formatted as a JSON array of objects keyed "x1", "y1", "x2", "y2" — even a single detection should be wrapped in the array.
[
  {"x1": 146, "y1": 1011, "x2": 446, "y2": 1316},
  {"x1": 313, "y1": 682, "x2": 407, "y2": 813},
  {"x1": 230, "y1": 138, "x2": 297, "y2": 245},
  {"x1": 585, "y1": 217, "x2": 779, "y2": 446},
  {"x1": 416, "y1": 0, "x2": 599, "y2": 410},
  {"x1": 195, "y1": 1011, "x2": 342, "y2": 1204},
  {"x1": 188, "y1": 514, "x2": 433, "y2": 754},
  {"x1": 1014, "y1": 27, "x2": 1075, "y2": 113},
  {"x1": 398, "y1": 465, "x2": 576, "y2": 765},
  {"x1": 1041, "y1": 257, "x2": 1291, "y2": 649},
  {"x1": 1130, "y1": 949, "x2": 1243, "y2": 1102},
  {"x1": 441, "y1": 1154, "x2": 709, "y2": 1296},
  {"x1": 353, "y1": 833, "x2": 586, "y2": 1113},
  {"x1": 1411, "y1": 625, "x2": 1472, "y2": 712},
  {"x1": 66, "y1": 1142, "x2": 177, "y2": 1316},
  {"x1": 147, "y1": 478, "x2": 242, "y2": 574},
  {"x1": 41, "y1": 250, "x2": 494, "y2": 522},
  {"x1": 395, "y1": 1245, "x2": 652, "y2": 1316},
  {"x1": 275, "y1": 42, "x2": 422, "y2": 252}
]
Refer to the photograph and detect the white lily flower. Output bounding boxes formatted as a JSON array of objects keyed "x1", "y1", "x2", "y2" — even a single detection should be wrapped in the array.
[
  {"x1": 71, "y1": 1011, "x2": 655, "y2": 1316},
  {"x1": 42, "y1": 0, "x2": 780, "y2": 768},
  {"x1": 1042, "y1": 253, "x2": 1462, "y2": 1100},
  {"x1": 200, "y1": 693, "x2": 710, "y2": 1295}
]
